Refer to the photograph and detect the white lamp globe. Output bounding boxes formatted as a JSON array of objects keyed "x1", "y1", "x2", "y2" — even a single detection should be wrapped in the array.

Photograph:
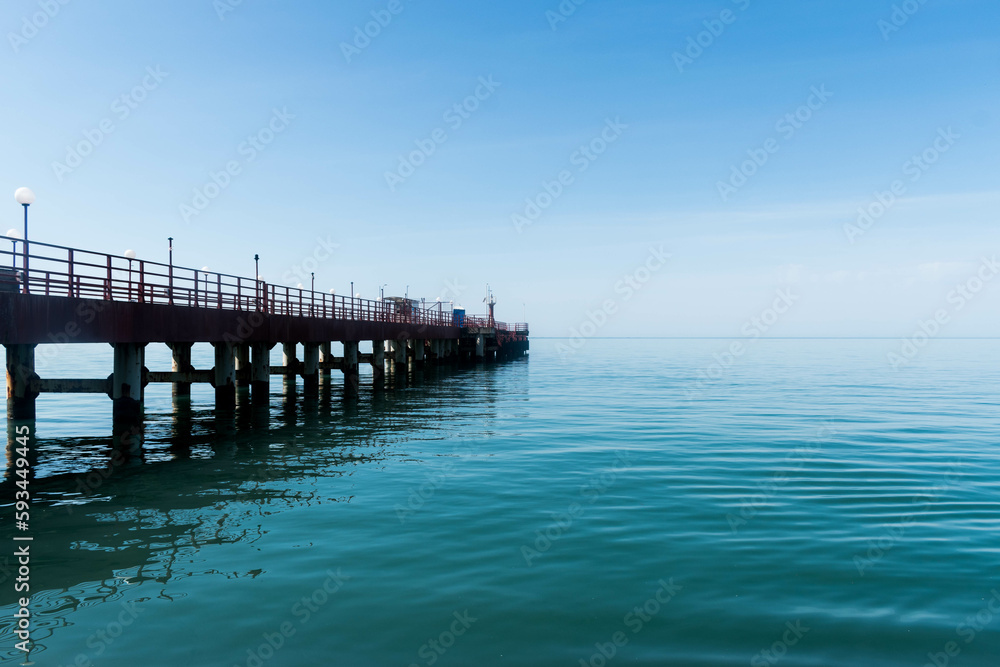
[
  {"x1": 329, "y1": 289, "x2": 336, "y2": 295},
  {"x1": 124, "y1": 249, "x2": 137, "y2": 260},
  {"x1": 202, "y1": 266, "x2": 210, "y2": 272},
  {"x1": 14, "y1": 188, "x2": 36, "y2": 206},
  {"x1": 6, "y1": 229, "x2": 21, "y2": 239}
]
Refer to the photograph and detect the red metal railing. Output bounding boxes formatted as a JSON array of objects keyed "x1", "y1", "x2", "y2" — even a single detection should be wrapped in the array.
[{"x1": 0, "y1": 236, "x2": 527, "y2": 332}]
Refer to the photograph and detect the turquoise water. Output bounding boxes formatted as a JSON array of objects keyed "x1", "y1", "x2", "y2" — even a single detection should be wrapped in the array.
[{"x1": 2, "y1": 339, "x2": 999, "y2": 666}]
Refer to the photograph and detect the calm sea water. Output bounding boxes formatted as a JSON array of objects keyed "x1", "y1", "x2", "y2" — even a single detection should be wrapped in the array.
[{"x1": 2, "y1": 338, "x2": 999, "y2": 666}]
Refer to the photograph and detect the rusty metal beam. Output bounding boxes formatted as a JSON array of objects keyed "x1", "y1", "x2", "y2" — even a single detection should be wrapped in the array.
[{"x1": 33, "y1": 378, "x2": 111, "y2": 394}]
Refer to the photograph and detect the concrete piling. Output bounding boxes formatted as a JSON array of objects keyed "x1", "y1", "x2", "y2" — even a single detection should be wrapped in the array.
[
  {"x1": 212, "y1": 342, "x2": 236, "y2": 410},
  {"x1": 113, "y1": 343, "x2": 145, "y2": 421},
  {"x1": 5, "y1": 344, "x2": 38, "y2": 420}
]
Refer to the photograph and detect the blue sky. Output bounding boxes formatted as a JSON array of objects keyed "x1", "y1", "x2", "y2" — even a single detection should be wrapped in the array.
[{"x1": 2, "y1": 0, "x2": 998, "y2": 337}]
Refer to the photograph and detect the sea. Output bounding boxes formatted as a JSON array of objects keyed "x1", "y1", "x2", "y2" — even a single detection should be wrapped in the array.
[{"x1": 1, "y1": 338, "x2": 998, "y2": 666}]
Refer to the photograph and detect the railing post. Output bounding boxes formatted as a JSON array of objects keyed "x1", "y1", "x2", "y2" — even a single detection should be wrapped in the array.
[
  {"x1": 237, "y1": 279, "x2": 242, "y2": 311},
  {"x1": 168, "y1": 261, "x2": 174, "y2": 305},
  {"x1": 138, "y1": 261, "x2": 145, "y2": 303},
  {"x1": 105, "y1": 255, "x2": 112, "y2": 300},
  {"x1": 67, "y1": 249, "x2": 74, "y2": 297},
  {"x1": 217, "y1": 274, "x2": 222, "y2": 309}
]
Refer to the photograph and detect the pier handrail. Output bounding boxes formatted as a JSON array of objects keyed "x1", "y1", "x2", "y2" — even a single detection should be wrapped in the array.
[{"x1": 0, "y1": 236, "x2": 525, "y2": 334}]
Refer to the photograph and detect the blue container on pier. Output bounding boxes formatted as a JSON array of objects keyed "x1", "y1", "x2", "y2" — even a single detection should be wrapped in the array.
[{"x1": 453, "y1": 308, "x2": 466, "y2": 327}]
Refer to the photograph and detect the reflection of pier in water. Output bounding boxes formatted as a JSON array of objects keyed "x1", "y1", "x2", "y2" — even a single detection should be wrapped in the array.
[{"x1": 0, "y1": 358, "x2": 520, "y2": 614}]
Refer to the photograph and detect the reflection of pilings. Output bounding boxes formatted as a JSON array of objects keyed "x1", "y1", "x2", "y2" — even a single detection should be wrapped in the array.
[
  {"x1": 170, "y1": 391, "x2": 195, "y2": 458},
  {"x1": 169, "y1": 342, "x2": 193, "y2": 398},
  {"x1": 112, "y1": 420, "x2": 144, "y2": 465},
  {"x1": 5, "y1": 344, "x2": 38, "y2": 420},
  {"x1": 112, "y1": 343, "x2": 145, "y2": 421}
]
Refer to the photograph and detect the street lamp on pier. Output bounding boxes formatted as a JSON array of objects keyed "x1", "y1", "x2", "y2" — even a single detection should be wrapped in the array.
[
  {"x1": 14, "y1": 187, "x2": 35, "y2": 293},
  {"x1": 125, "y1": 249, "x2": 137, "y2": 301},
  {"x1": 6, "y1": 229, "x2": 20, "y2": 270}
]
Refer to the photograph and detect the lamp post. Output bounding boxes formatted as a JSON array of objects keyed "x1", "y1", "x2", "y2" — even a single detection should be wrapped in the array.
[
  {"x1": 125, "y1": 249, "x2": 136, "y2": 301},
  {"x1": 202, "y1": 266, "x2": 210, "y2": 307},
  {"x1": 167, "y1": 237, "x2": 174, "y2": 304},
  {"x1": 254, "y1": 254, "x2": 260, "y2": 310},
  {"x1": 14, "y1": 188, "x2": 35, "y2": 293},
  {"x1": 6, "y1": 228, "x2": 19, "y2": 270}
]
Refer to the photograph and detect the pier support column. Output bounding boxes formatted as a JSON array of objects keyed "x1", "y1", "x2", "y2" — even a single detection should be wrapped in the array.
[
  {"x1": 169, "y1": 343, "x2": 194, "y2": 398},
  {"x1": 319, "y1": 342, "x2": 332, "y2": 383},
  {"x1": 343, "y1": 341, "x2": 359, "y2": 395},
  {"x1": 475, "y1": 335, "x2": 485, "y2": 359},
  {"x1": 302, "y1": 343, "x2": 320, "y2": 396},
  {"x1": 6, "y1": 344, "x2": 38, "y2": 420},
  {"x1": 213, "y1": 342, "x2": 236, "y2": 410},
  {"x1": 371, "y1": 340, "x2": 385, "y2": 387},
  {"x1": 414, "y1": 340, "x2": 425, "y2": 366},
  {"x1": 234, "y1": 344, "x2": 251, "y2": 392},
  {"x1": 112, "y1": 343, "x2": 145, "y2": 421},
  {"x1": 251, "y1": 343, "x2": 272, "y2": 400},
  {"x1": 283, "y1": 343, "x2": 298, "y2": 393},
  {"x1": 391, "y1": 339, "x2": 406, "y2": 369}
]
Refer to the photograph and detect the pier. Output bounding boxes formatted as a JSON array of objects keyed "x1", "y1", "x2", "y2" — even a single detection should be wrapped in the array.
[{"x1": 1, "y1": 236, "x2": 528, "y2": 422}]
